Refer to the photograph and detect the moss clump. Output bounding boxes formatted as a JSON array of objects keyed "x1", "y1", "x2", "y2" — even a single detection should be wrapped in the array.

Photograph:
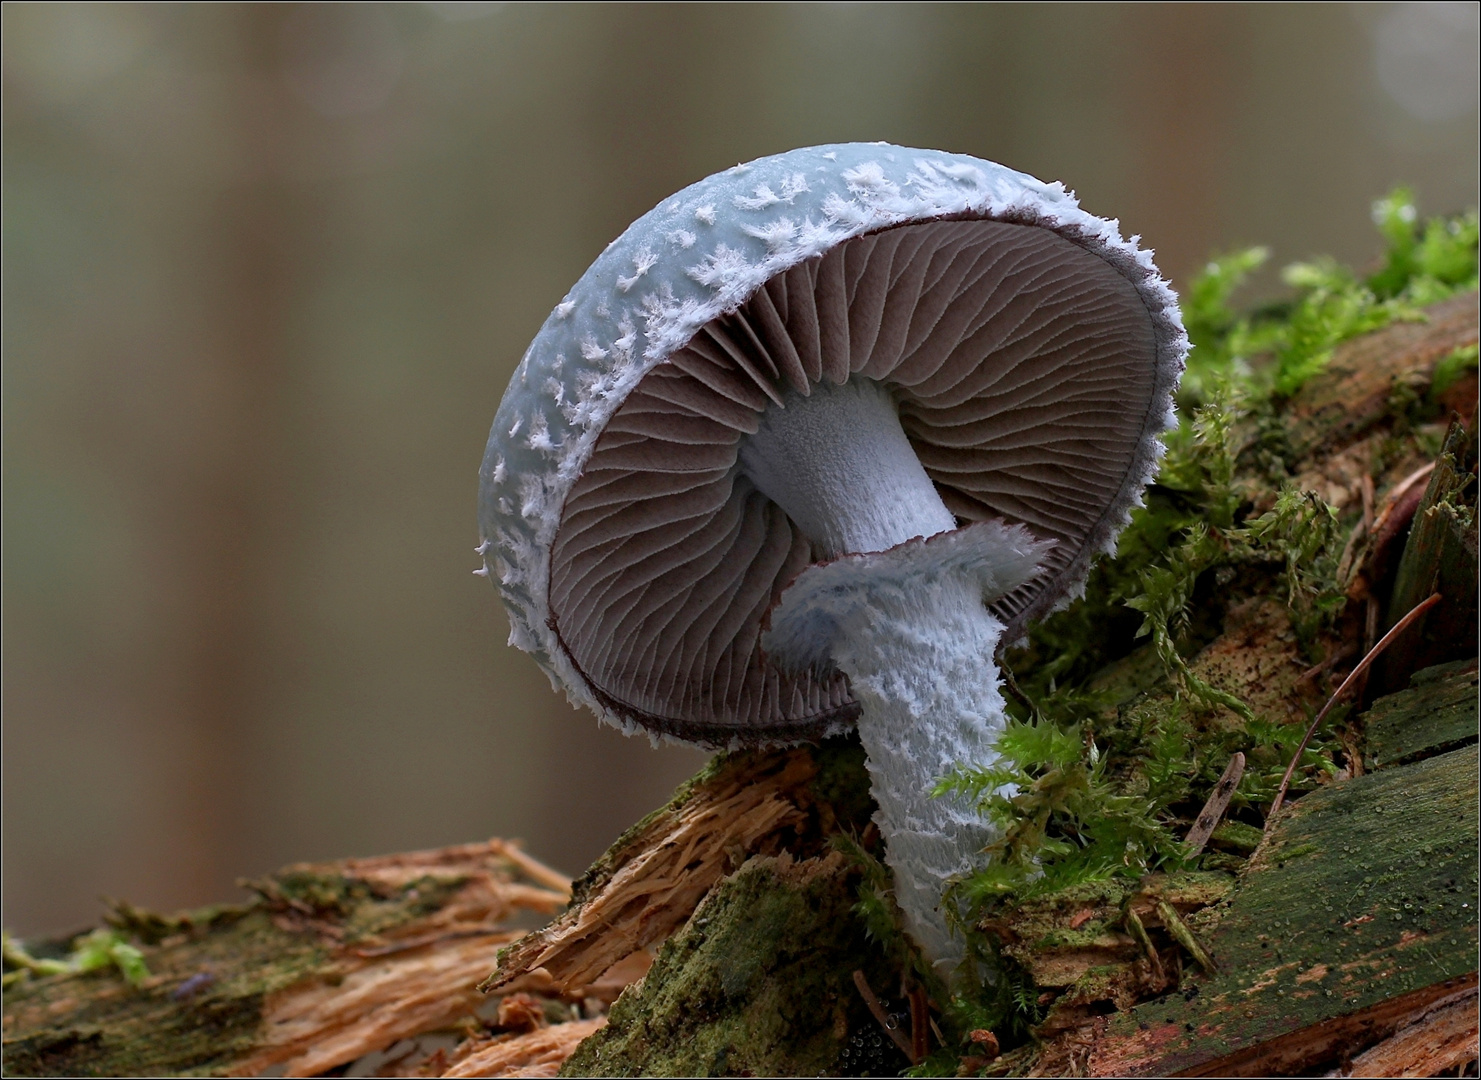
[
  {"x1": 561, "y1": 852, "x2": 901, "y2": 1078},
  {"x1": 1180, "y1": 190, "x2": 1479, "y2": 406}
]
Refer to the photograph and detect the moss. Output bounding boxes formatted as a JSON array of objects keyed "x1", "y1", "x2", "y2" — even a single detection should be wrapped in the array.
[
  {"x1": 800, "y1": 734, "x2": 877, "y2": 839},
  {"x1": 907, "y1": 195, "x2": 1477, "y2": 1073},
  {"x1": 103, "y1": 901, "x2": 250, "y2": 948},
  {"x1": 1, "y1": 906, "x2": 325, "y2": 1077},
  {"x1": 561, "y1": 853, "x2": 898, "y2": 1078},
  {"x1": 1210, "y1": 820, "x2": 1265, "y2": 854}
]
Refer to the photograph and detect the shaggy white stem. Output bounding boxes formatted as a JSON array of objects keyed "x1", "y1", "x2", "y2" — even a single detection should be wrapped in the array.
[{"x1": 821, "y1": 570, "x2": 1010, "y2": 982}]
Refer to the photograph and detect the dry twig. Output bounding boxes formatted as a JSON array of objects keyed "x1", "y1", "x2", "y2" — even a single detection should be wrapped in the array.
[{"x1": 1182, "y1": 753, "x2": 1245, "y2": 858}]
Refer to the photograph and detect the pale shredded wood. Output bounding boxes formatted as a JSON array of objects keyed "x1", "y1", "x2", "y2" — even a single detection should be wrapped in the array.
[
  {"x1": 1341, "y1": 984, "x2": 1479, "y2": 1078},
  {"x1": 439, "y1": 1017, "x2": 607, "y2": 1078},
  {"x1": 484, "y1": 752, "x2": 814, "y2": 994},
  {"x1": 228, "y1": 840, "x2": 571, "y2": 1078}
]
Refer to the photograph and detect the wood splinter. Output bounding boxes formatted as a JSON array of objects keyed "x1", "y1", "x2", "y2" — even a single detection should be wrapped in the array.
[
  {"x1": 1156, "y1": 900, "x2": 1218, "y2": 976},
  {"x1": 1123, "y1": 906, "x2": 1166, "y2": 981},
  {"x1": 1182, "y1": 752, "x2": 1246, "y2": 858}
]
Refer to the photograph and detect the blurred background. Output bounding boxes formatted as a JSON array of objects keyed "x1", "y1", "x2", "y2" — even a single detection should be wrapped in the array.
[{"x1": 3, "y1": 2, "x2": 1477, "y2": 936}]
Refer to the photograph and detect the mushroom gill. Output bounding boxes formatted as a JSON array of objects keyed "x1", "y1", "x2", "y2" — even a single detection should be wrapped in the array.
[{"x1": 548, "y1": 217, "x2": 1159, "y2": 745}]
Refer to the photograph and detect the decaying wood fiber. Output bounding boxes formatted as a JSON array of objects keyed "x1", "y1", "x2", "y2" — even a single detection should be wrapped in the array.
[{"x1": 2, "y1": 841, "x2": 578, "y2": 1078}]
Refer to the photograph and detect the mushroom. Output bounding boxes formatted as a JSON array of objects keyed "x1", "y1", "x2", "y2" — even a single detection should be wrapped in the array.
[{"x1": 478, "y1": 143, "x2": 1186, "y2": 981}]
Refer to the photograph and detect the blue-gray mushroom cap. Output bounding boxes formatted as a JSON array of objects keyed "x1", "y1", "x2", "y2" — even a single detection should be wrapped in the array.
[{"x1": 478, "y1": 142, "x2": 1186, "y2": 747}]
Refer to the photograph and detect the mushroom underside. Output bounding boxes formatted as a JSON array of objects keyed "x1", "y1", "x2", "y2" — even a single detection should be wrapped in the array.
[{"x1": 549, "y1": 217, "x2": 1160, "y2": 743}]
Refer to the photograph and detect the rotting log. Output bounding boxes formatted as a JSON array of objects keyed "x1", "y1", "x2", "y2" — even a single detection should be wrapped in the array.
[
  {"x1": 483, "y1": 737, "x2": 875, "y2": 999},
  {"x1": 4, "y1": 295, "x2": 1477, "y2": 1078},
  {"x1": 1365, "y1": 658, "x2": 1479, "y2": 769},
  {"x1": 0, "y1": 741, "x2": 881, "y2": 1079},
  {"x1": 1080, "y1": 678, "x2": 1479, "y2": 1077},
  {"x1": 1, "y1": 842, "x2": 578, "y2": 1078}
]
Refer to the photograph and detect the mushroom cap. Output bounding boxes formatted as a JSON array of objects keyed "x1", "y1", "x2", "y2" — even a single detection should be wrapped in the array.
[{"x1": 479, "y1": 143, "x2": 1186, "y2": 747}]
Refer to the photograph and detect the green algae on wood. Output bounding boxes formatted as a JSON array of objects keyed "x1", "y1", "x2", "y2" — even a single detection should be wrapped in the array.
[
  {"x1": 1, "y1": 904, "x2": 328, "y2": 1078},
  {"x1": 2, "y1": 842, "x2": 567, "y2": 1078},
  {"x1": 1084, "y1": 743, "x2": 1479, "y2": 1076},
  {"x1": 1365, "y1": 660, "x2": 1479, "y2": 769},
  {"x1": 560, "y1": 852, "x2": 901, "y2": 1079}
]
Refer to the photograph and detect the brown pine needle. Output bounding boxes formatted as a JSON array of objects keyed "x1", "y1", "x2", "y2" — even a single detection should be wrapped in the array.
[
  {"x1": 1268, "y1": 592, "x2": 1442, "y2": 818},
  {"x1": 852, "y1": 969, "x2": 915, "y2": 1063},
  {"x1": 909, "y1": 983, "x2": 929, "y2": 1064}
]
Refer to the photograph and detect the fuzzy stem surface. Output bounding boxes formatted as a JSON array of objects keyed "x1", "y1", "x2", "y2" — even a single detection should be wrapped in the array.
[
  {"x1": 737, "y1": 377, "x2": 957, "y2": 558},
  {"x1": 823, "y1": 569, "x2": 1009, "y2": 981}
]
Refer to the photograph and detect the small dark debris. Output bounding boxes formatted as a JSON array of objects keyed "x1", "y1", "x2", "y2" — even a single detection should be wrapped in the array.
[
  {"x1": 837, "y1": 1018, "x2": 911, "y2": 1077},
  {"x1": 171, "y1": 971, "x2": 216, "y2": 1000}
]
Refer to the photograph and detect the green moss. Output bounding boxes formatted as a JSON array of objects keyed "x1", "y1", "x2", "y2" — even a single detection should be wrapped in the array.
[
  {"x1": 1181, "y1": 191, "x2": 1478, "y2": 408},
  {"x1": 561, "y1": 854, "x2": 899, "y2": 1078},
  {"x1": 801, "y1": 735, "x2": 878, "y2": 839},
  {"x1": 1431, "y1": 343, "x2": 1479, "y2": 399},
  {"x1": 913, "y1": 193, "x2": 1478, "y2": 1069},
  {"x1": 102, "y1": 901, "x2": 250, "y2": 948},
  {"x1": 1209, "y1": 820, "x2": 1264, "y2": 854},
  {"x1": 1, "y1": 861, "x2": 503, "y2": 1078},
  {"x1": 1, "y1": 906, "x2": 326, "y2": 1078}
]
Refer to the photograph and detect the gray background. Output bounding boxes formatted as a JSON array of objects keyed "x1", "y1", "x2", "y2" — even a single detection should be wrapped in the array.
[{"x1": 4, "y1": 2, "x2": 1478, "y2": 935}]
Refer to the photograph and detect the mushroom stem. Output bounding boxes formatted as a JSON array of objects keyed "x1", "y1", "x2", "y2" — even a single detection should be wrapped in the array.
[
  {"x1": 762, "y1": 523, "x2": 1050, "y2": 983},
  {"x1": 738, "y1": 378, "x2": 957, "y2": 559},
  {"x1": 744, "y1": 378, "x2": 1051, "y2": 981},
  {"x1": 837, "y1": 570, "x2": 1011, "y2": 982}
]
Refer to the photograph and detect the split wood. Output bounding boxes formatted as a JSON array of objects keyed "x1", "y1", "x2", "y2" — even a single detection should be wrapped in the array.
[
  {"x1": 485, "y1": 752, "x2": 812, "y2": 994},
  {"x1": 440, "y1": 1016, "x2": 608, "y2": 1078},
  {"x1": 1341, "y1": 982, "x2": 1479, "y2": 1077},
  {"x1": 230, "y1": 840, "x2": 571, "y2": 1078}
]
